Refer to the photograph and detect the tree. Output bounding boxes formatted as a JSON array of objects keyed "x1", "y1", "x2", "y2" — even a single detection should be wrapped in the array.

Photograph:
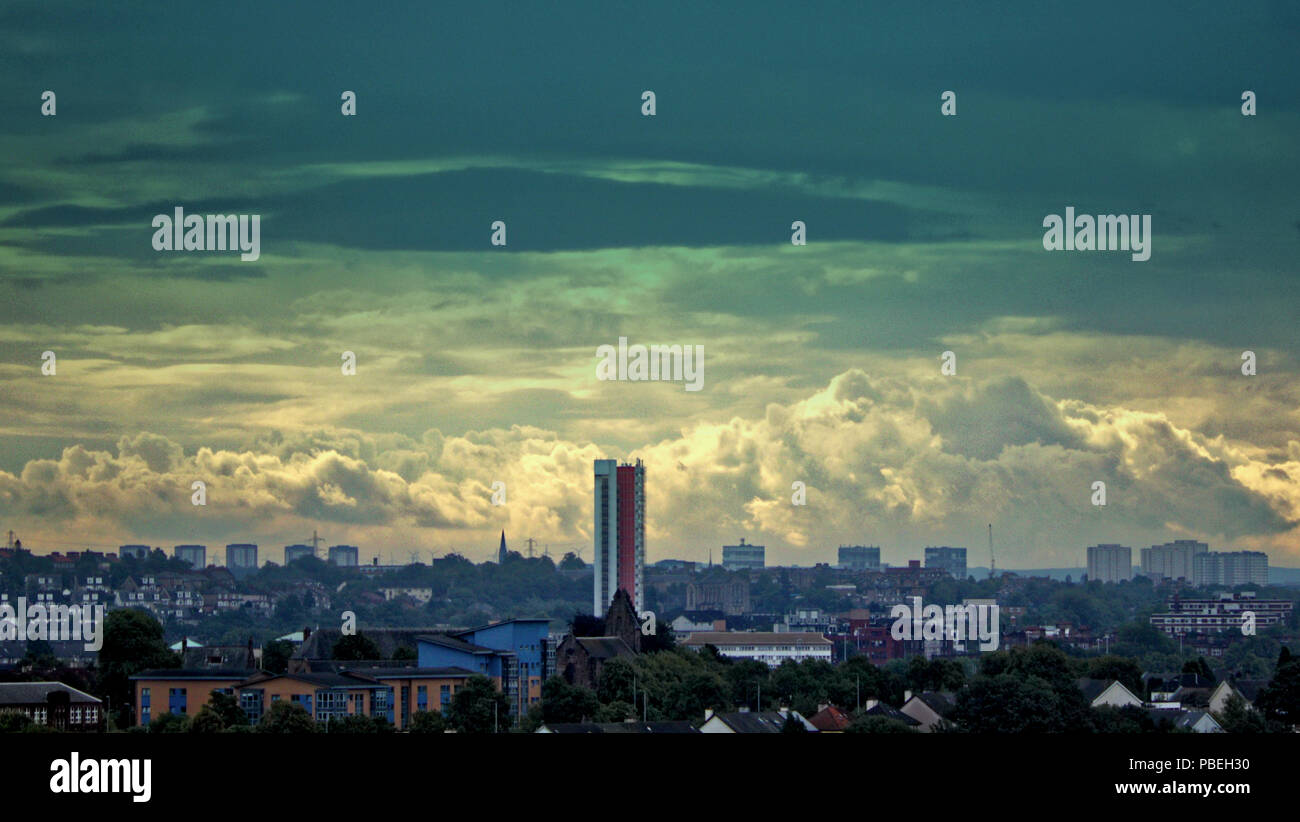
[
  {"x1": 539, "y1": 676, "x2": 600, "y2": 724},
  {"x1": 597, "y1": 658, "x2": 637, "y2": 705},
  {"x1": 1216, "y1": 693, "x2": 1268, "y2": 733},
  {"x1": 409, "y1": 710, "x2": 449, "y2": 734},
  {"x1": 781, "y1": 713, "x2": 809, "y2": 733},
  {"x1": 906, "y1": 656, "x2": 966, "y2": 692},
  {"x1": 333, "y1": 633, "x2": 382, "y2": 661},
  {"x1": 558, "y1": 552, "x2": 586, "y2": 570},
  {"x1": 20, "y1": 638, "x2": 58, "y2": 670},
  {"x1": 0, "y1": 710, "x2": 33, "y2": 733},
  {"x1": 951, "y1": 674, "x2": 1088, "y2": 733},
  {"x1": 846, "y1": 714, "x2": 917, "y2": 734},
  {"x1": 1255, "y1": 656, "x2": 1300, "y2": 728},
  {"x1": 570, "y1": 613, "x2": 605, "y2": 637},
  {"x1": 392, "y1": 645, "x2": 417, "y2": 662},
  {"x1": 188, "y1": 706, "x2": 227, "y2": 733},
  {"x1": 1182, "y1": 657, "x2": 1215, "y2": 684},
  {"x1": 256, "y1": 701, "x2": 318, "y2": 733},
  {"x1": 1084, "y1": 656, "x2": 1144, "y2": 697},
  {"x1": 207, "y1": 691, "x2": 248, "y2": 727},
  {"x1": 446, "y1": 675, "x2": 510, "y2": 733},
  {"x1": 327, "y1": 714, "x2": 394, "y2": 733},
  {"x1": 98, "y1": 609, "x2": 179, "y2": 727},
  {"x1": 261, "y1": 640, "x2": 295, "y2": 674},
  {"x1": 147, "y1": 712, "x2": 190, "y2": 733},
  {"x1": 666, "y1": 671, "x2": 727, "y2": 721}
]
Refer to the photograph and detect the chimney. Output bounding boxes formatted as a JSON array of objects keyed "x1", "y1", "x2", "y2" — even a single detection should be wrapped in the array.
[
  {"x1": 703, "y1": 708, "x2": 714, "y2": 722},
  {"x1": 303, "y1": 626, "x2": 311, "y2": 641},
  {"x1": 904, "y1": 689, "x2": 913, "y2": 702}
]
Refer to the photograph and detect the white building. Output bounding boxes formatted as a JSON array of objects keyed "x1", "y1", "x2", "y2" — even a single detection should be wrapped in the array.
[
  {"x1": 1087, "y1": 544, "x2": 1132, "y2": 583},
  {"x1": 681, "y1": 631, "x2": 832, "y2": 667}
]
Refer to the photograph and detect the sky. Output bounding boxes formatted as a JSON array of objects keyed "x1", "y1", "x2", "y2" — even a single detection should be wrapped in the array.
[{"x1": 1, "y1": 1, "x2": 1299, "y2": 568}]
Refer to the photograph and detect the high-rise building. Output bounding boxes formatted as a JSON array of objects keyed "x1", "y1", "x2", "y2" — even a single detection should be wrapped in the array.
[
  {"x1": 593, "y1": 458, "x2": 644, "y2": 615},
  {"x1": 837, "y1": 545, "x2": 881, "y2": 571},
  {"x1": 1141, "y1": 540, "x2": 1208, "y2": 582},
  {"x1": 174, "y1": 544, "x2": 206, "y2": 569},
  {"x1": 722, "y1": 538, "x2": 765, "y2": 571},
  {"x1": 225, "y1": 543, "x2": 258, "y2": 577},
  {"x1": 924, "y1": 546, "x2": 967, "y2": 579},
  {"x1": 328, "y1": 545, "x2": 359, "y2": 567},
  {"x1": 119, "y1": 544, "x2": 151, "y2": 560},
  {"x1": 284, "y1": 544, "x2": 314, "y2": 565},
  {"x1": 1193, "y1": 550, "x2": 1268, "y2": 587},
  {"x1": 1087, "y1": 544, "x2": 1132, "y2": 583}
]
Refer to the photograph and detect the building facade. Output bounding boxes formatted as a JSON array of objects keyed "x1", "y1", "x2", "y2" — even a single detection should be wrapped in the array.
[
  {"x1": 838, "y1": 545, "x2": 881, "y2": 571},
  {"x1": 685, "y1": 580, "x2": 751, "y2": 615},
  {"x1": 681, "y1": 632, "x2": 833, "y2": 667},
  {"x1": 173, "y1": 544, "x2": 206, "y2": 569},
  {"x1": 593, "y1": 458, "x2": 645, "y2": 615},
  {"x1": 1141, "y1": 539, "x2": 1208, "y2": 582},
  {"x1": 328, "y1": 544, "x2": 359, "y2": 566},
  {"x1": 924, "y1": 546, "x2": 967, "y2": 579},
  {"x1": 225, "y1": 543, "x2": 258, "y2": 577},
  {"x1": 721, "y1": 538, "x2": 765, "y2": 571},
  {"x1": 1087, "y1": 544, "x2": 1132, "y2": 583},
  {"x1": 284, "y1": 544, "x2": 314, "y2": 564},
  {"x1": 1192, "y1": 550, "x2": 1268, "y2": 587}
]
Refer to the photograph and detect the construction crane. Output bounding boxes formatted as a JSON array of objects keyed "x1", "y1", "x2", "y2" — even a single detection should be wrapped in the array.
[{"x1": 988, "y1": 523, "x2": 995, "y2": 579}]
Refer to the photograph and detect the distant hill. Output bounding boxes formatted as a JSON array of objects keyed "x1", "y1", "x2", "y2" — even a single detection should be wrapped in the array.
[{"x1": 970, "y1": 566, "x2": 1300, "y2": 585}]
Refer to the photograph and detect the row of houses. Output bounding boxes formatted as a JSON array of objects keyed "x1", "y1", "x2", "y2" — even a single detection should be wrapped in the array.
[{"x1": 1, "y1": 569, "x2": 332, "y2": 626}]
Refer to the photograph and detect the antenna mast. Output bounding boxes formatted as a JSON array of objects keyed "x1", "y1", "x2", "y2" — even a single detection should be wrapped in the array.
[{"x1": 988, "y1": 523, "x2": 995, "y2": 579}]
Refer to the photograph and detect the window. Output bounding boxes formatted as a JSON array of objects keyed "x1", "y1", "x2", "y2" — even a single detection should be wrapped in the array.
[
  {"x1": 241, "y1": 690, "x2": 264, "y2": 724},
  {"x1": 317, "y1": 691, "x2": 347, "y2": 722}
]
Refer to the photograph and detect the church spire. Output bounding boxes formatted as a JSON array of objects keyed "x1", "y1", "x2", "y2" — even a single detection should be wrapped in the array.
[{"x1": 498, "y1": 531, "x2": 508, "y2": 563}]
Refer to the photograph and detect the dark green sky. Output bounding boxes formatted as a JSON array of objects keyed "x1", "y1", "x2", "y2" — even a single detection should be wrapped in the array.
[{"x1": 0, "y1": 1, "x2": 1297, "y2": 567}]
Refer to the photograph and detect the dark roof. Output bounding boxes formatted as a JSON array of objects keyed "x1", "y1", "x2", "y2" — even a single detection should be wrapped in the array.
[
  {"x1": 1077, "y1": 678, "x2": 1117, "y2": 702},
  {"x1": 1143, "y1": 671, "x2": 1212, "y2": 689},
  {"x1": 236, "y1": 670, "x2": 382, "y2": 689},
  {"x1": 414, "y1": 634, "x2": 497, "y2": 654},
  {"x1": 0, "y1": 640, "x2": 100, "y2": 659},
  {"x1": 182, "y1": 646, "x2": 255, "y2": 669},
  {"x1": 131, "y1": 668, "x2": 256, "y2": 681},
  {"x1": 574, "y1": 637, "x2": 636, "y2": 660},
  {"x1": 708, "y1": 711, "x2": 789, "y2": 733},
  {"x1": 541, "y1": 721, "x2": 700, "y2": 734},
  {"x1": 451, "y1": 617, "x2": 550, "y2": 638},
  {"x1": 912, "y1": 691, "x2": 955, "y2": 716},
  {"x1": 1232, "y1": 679, "x2": 1268, "y2": 702},
  {"x1": 0, "y1": 681, "x2": 101, "y2": 704},
  {"x1": 1170, "y1": 686, "x2": 1212, "y2": 706},
  {"x1": 293, "y1": 627, "x2": 446, "y2": 660},
  {"x1": 338, "y1": 666, "x2": 477, "y2": 679},
  {"x1": 863, "y1": 702, "x2": 921, "y2": 725}
]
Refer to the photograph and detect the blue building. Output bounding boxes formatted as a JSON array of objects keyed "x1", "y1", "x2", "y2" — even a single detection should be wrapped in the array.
[{"x1": 416, "y1": 618, "x2": 553, "y2": 717}]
